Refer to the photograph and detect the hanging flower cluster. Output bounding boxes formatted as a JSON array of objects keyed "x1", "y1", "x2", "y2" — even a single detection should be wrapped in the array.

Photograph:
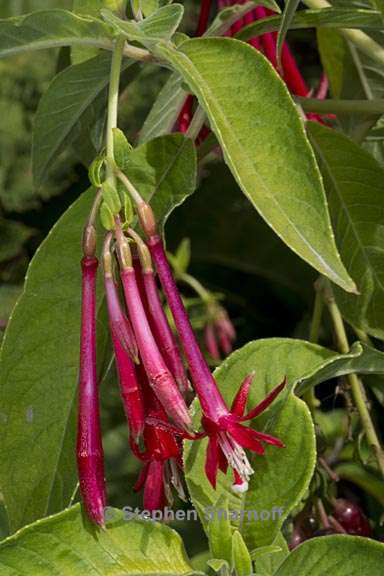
[{"x1": 77, "y1": 194, "x2": 285, "y2": 527}]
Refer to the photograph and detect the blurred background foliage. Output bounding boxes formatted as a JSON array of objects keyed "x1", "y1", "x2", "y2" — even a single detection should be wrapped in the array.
[{"x1": 1, "y1": 0, "x2": 383, "y2": 555}]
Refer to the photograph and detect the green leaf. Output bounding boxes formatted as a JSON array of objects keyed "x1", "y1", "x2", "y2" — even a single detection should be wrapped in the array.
[
  {"x1": 307, "y1": 122, "x2": 384, "y2": 340},
  {"x1": 71, "y1": 0, "x2": 125, "y2": 64},
  {"x1": 101, "y1": 4, "x2": 184, "y2": 47},
  {"x1": 0, "y1": 9, "x2": 114, "y2": 59},
  {"x1": 253, "y1": 533, "x2": 289, "y2": 576},
  {"x1": 0, "y1": 188, "x2": 104, "y2": 533},
  {"x1": 236, "y1": 8, "x2": 383, "y2": 41},
  {"x1": 232, "y1": 531, "x2": 252, "y2": 576},
  {"x1": 334, "y1": 461, "x2": 384, "y2": 506},
  {"x1": 139, "y1": 72, "x2": 186, "y2": 144},
  {"x1": 112, "y1": 127, "x2": 133, "y2": 170},
  {"x1": 32, "y1": 52, "x2": 136, "y2": 186},
  {"x1": 0, "y1": 504, "x2": 198, "y2": 575},
  {"x1": 121, "y1": 133, "x2": 197, "y2": 232},
  {"x1": 276, "y1": 0, "x2": 300, "y2": 69},
  {"x1": 0, "y1": 135, "x2": 196, "y2": 532},
  {"x1": 205, "y1": 1, "x2": 281, "y2": 38},
  {"x1": 156, "y1": 38, "x2": 356, "y2": 292},
  {"x1": 208, "y1": 495, "x2": 233, "y2": 564},
  {"x1": 274, "y1": 535, "x2": 384, "y2": 576}
]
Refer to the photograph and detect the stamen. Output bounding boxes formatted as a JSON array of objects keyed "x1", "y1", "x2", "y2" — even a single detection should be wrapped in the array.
[{"x1": 218, "y1": 431, "x2": 254, "y2": 484}]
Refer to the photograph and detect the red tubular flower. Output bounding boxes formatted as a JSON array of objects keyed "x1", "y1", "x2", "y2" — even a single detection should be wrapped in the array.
[
  {"x1": 204, "y1": 305, "x2": 236, "y2": 360},
  {"x1": 103, "y1": 234, "x2": 144, "y2": 443},
  {"x1": 77, "y1": 256, "x2": 106, "y2": 527},
  {"x1": 115, "y1": 229, "x2": 192, "y2": 432},
  {"x1": 144, "y1": 225, "x2": 285, "y2": 491},
  {"x1": 132, "y1": 366, "x2": 186, "y2": 510}
]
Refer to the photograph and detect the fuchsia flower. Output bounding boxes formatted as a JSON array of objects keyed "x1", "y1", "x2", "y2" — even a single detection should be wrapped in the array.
[
  {"x1": 144, "y1": 225, "x2": 285, "y2": 491},
  {"x1": 77, "y1": 254, "x2": 106, "y2": 527}
]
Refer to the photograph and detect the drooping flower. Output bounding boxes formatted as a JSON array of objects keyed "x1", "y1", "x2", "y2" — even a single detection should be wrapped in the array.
[
  {"x1": 77, "y1": 254, "x2": 106, "y2": 527},
  {"x1": 103, "y1": 233, "x2": 144, "y2": 443},
  {"x1": 114, "y1": 226, "x2": 192, "y2": 432},
  {"x1": 204, "y1": 304, "x2": 236, "y2": 361}
]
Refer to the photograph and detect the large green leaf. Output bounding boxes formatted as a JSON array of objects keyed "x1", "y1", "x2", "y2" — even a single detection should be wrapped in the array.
[
  {"x1": 0, "y1": 505, "x2": 198, "y2": 575},
  {"x1": 184, "y1": 337, "x2": 384, "y2": 550},
  {"x1": 0, "y1": 9, "x2": 114, "y2": 59},
  {"x1": 275, "y1": 535, "x2": 384, "y2": 576},
  {"x1": 0, "y1": 189, "x2": 103, "y2": 533},
  {"x1": 236, "y1": 8, "x2": 383, "y2": 41},
  {"x1": 307, "y1": 122, "x2": 384, "y2": 340},
  {"x1": 0, "y1": 134, "x2": 196, "y2": 533},
  {"x1": 156, "y1": 38, "x2": 356, "y2": 293},
  {"x1": 101, "y1": 4, "x2": 184, "y2": 47},
  {"x1": 253, "y1": 533, "x2": 289, "y2": 575},
  {"x1": 32, "y1": 52, "x2": 136, "y2": 186}
]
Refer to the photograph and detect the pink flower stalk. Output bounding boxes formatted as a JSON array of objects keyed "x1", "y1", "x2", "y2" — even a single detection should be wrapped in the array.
[
  {"x1": 103, "y1": 234, "x2": 144, "y2": 443},
  {"x1": 132, "y1": 365, "x2": 186, "y2": 510},
  {"x1": 77, "y1": 256, "x2": 106, "y2": 527},
  {"x1": 146, "y1": 229, "x2": 285, "y2": 489},
  {"x1": 196, "y1": 0, "x2": 213, "y2": 37},
  {"x1": 129, "y1": 228, "x2": 189, "y2": 396},
  {"x1": 115, "y1": 229, "x2": 192, "y2": 432}
]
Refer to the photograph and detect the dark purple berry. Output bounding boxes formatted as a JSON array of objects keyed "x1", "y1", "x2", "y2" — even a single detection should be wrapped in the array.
[
  {"x1": 333, "y1": 499, "x2": 371, "y2": 537},
  {"x1": 312, "y1": 528, "x2": 339, "y2": 537},
  {"x1": 289, "y1": 527, "x2": 306, "y2": 550}
]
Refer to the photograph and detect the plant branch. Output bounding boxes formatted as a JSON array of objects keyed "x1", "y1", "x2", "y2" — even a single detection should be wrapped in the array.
[
  {"x1": 302, "y1": 0, "x2": 384, "y2": 67},
  {"x1": 304, "y1": 286, "x2": 323, "y2": 410},
  {"x1": 297, "y1": 97, "x2": 384, "y2": 115},
  {"x1": 106, "y1": 35, "x2": 125, "y2": 182},
  {"x1": 322, "y1": 279, "x2": 384, "y2": 478}
]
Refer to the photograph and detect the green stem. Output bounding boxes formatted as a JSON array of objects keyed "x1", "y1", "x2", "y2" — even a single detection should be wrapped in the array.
[
  {"x1": 297, "y1": 97, "x2": 384, "y2": 116},
  {"x1": 185, "y1": 106, "x2": 206, "y2": 141},
  {"x1": 178, "y1": 272, "x2": 212, "y2": 304},
  {"x1": 303, "y1": 0, "x2": 384, "y2": 67},
  {"x1": 304, "y1": 288, "x2": 323, "y2": 411},
  {"x1": 106, "y1": 35, "x2": 126, "y2": 182},
  {"x1": 322, "y1": 279, "x2": 384, "y2": 478}
]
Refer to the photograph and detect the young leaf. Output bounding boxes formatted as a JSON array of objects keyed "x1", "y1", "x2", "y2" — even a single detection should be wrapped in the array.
[
  {"x1": 232, "y1": 531, "x2": 253, "y2": 576},
  {"x1": 276, "y1": 0, "x2": 300, "y2": 68},
  {"x1": 101, "y1": 4, "x2": 184, "y2": 47},
  {"x1": 252, "y1": 533, "x2": 289, "y2": 576},
  {"x1": 139, "y1": 72, "x2": 186, "y2": 144},
  {"x1": 205, "y1": 1, "x2": 281, "y2": 38},
  {"x1": 207, "y1": 495, "x2": 233, "y2": 565},
  {"x1": 112, "y1": 127, "x2": 133, "y2": 170},
  {"x1": 0, "y1": 9, "x2": 114, "y2": 59},
  {"x1": 32, "y1": 52, "x2": 136, "y2": 186},
  {"x1": 0, "y1": 504, "x2": 198, "y2": 575},
  {"x1": 274, "y1": 535, "x2": 384, "y2": 576},
  {"x1": 236, "y1": 8, "x2": 383, "y2": 41},
  {"x1": 307, "y1": 122, "x2": 384, "y2": 341},
  {"x1": 156, "y1": 38, "x2": 356, "y2": 293}
]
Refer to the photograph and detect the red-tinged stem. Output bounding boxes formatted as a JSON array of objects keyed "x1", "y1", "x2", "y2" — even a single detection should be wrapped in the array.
[
  {"x1": 148, "y1": 235, "x2": 229, "y2": 421},
  {"x1": 196, "y1": 0, "x2": 213, "y2": 36},
  {"x1": 120, "y1": 267, "x2": 192, "y2": 431},
  {"x1": 254, "y1": 7, "x2": 277, "y2": 68},
  {"x1": 77, "y1": 257, "x2": 106, "y2": 527}
]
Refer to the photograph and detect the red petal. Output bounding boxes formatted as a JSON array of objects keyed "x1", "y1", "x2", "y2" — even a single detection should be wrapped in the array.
[
  {"x1": 231, "y1": 372, "x2": 255, "y2": 417},
  {"x1": 248, "y1": 429, "x2": 285, "y2": 448},
  {"x1": 134, "y1": 462, "x2": 149, "y2": 492},
  {"x1": 240, "y1": 378, "x2": 286, "y2": 422},
  {"x1": 228, "y1": 423, "x2": 265, "y2": 455},
  {"x1": 145, "y1": 416, "x2": 205, "y2": 440},
  {"x1": 218, "y1": 445, "x2": 228, "y2": 474},
  {"x1": 143, "y1": 460, "x2": 165, "y2": 511},
  {"x1": 205, "y1": 435, "x2": 219, "y2": 488}
]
